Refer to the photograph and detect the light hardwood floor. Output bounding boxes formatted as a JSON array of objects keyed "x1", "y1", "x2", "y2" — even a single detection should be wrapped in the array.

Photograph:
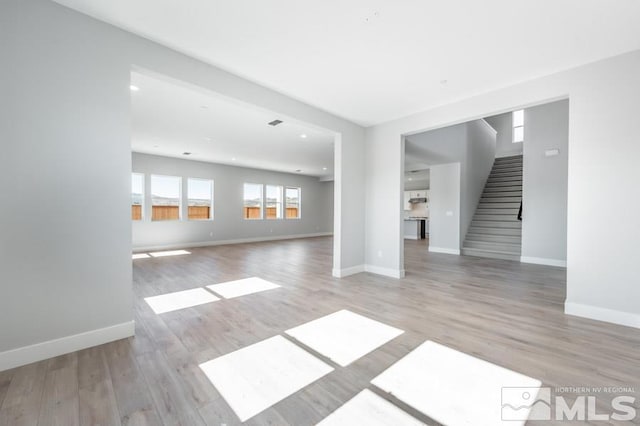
[{"x1": 1, "y1": 237, "x2": 638, "y2": 425}]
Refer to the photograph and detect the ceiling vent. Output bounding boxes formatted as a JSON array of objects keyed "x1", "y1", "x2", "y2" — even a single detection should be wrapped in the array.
[
  {"x1": 183, "y1": 152, "x2": 192, "y2": 156},
  {"x1": 268, "y1": 119, "x2": 283, "y2": 126}
]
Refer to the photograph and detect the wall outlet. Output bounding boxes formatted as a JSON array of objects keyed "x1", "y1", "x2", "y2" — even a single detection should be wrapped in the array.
[
  {"x1": 545, "y1": 148, "x2": 560, "y2": 157},
  {"x1": 446, "y1": 211, "x2": 453, "y2": 217}
]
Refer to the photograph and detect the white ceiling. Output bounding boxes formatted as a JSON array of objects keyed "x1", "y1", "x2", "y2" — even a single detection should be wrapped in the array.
[
  {"x1": 54, "y1": 0, "x2": 640, "y2": 126},
  {"x1": 131, "y1": 72, "x2": 335, "y2": 177}
]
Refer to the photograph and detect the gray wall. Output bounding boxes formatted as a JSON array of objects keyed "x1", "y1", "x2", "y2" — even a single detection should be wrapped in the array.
[
  {"x1": 428, "y1": 163, "x2": 461, "y2": 251},
  {"x1": 485, "y1": 113, "x2": 524, "y2": 158},
  {"x1": 521, "y1": 100, "x2": 569, "y2": 263},
  {"x1": 0, "y1": 0, "x2": 133, "y2": 352},
  {"x1": 0, "y1": 0, "x2": 364, "y2": 363},
  {"x1": 132, "y1": 153, "x2": 333, "y2": 249}
]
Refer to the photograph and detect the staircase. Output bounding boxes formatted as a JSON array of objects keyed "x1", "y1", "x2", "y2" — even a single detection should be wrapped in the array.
[{"x1": 462, "y1": 155, "x2": 522, "y2": 261}]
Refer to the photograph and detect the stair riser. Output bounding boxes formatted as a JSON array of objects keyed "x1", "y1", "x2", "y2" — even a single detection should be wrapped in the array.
[
  {"x1": 463, "y1": 240, "x2": 521, "y2": 252},
  {"x1": 478, "y1": 202, "x2": 520, "y2": 209},
  {"x1": 494, "y1": 155, "x2": 523, "y2": 163},
  {"x1": 487, "y1": 177, "x2": 523, "y2": 184},
  {"x1": 474, "y1": 215, "x2": 520, "y2": 222},
  {"x1": 491, "y1": 168, "x2": 523, "y2": 175},
  {"x1": 493, "y1": 160, "x2": 522, "y2": 166},
  {"x1": 468, "y1": 227, "x2": 522, "y2": 236},
  {"x1": 481, "y1": 191, "x2": 522, "y2": 198},
  {"x1": 471, "y1": 221, "x2": 522, "y2": 229},
  {"x1": 465, "y1": 234, "x2": 522, "y2": 244},
  {"x1": 492, "y1": 163, "x2": 523, "y2": 169},
  {"x1": 486, "y1": 181, "x2": 523, "y2": 188},
  {"x1": 489, "y1": 170, "x2": 522, "y2": 177},
  {"x1": 461, "y1": 248, "x2": 521, "y2": 262},
  {"x1": 476, "y1": 208, "x2": 519, "y2": 215},
  {"x1": 484, "y1": 186, "x2": 522, "y2": 193},
  {"x1": 480, "y1": 197, "x2": 522, "y2": 203}
]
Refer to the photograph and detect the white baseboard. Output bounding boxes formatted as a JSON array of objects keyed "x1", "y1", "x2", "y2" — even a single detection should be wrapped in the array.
[
  {"x1": 0, "y1": 321, "x2": 135, "y2": 372},
  {"x1": 134, "y1": 232, "x2": 333, "y2": 252},
  {"x1": 332, "y1": 264, "x2": 365, "y2": 278},
  {"x1": 565, "y1": 302, "x2": 640, "y2": 329},
  {"x1": 403, "y1": 235, "x2": 419, "y2": 240},
  {"x1": 428, "y1": 246, "x2": 460, "y2": 255},
  {"x1": 520, "y1": 256, "x2": 567, "y2": 267},
  {"x1": 365, "y1": 265, "x2": 405, "y2": 279}
]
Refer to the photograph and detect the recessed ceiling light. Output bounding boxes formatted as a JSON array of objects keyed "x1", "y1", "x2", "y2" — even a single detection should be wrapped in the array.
[
  {"x1": 153, "y1": 145, "x2": 159, "y2": 148},
  {"x1": 130, "y1": 85, "x2": 140, "y2": 91},
  {"x1": 183, "y1": 152, "x2": 191, "y2": 156},
  {"x1": 408, "y1": 177, "x2": 413, "y2": 181},
  {"x1": 200, "y1": 105, "x2": 208, "y2": 109},
  {"x1": 268, "y1": 119, "x2": 283, "y2": 126},
  {"x1": 295, "y1": 169, "x2": 302, "y2": 173},
  {"x1": 300, "y1": 134, "x2": 307, "y2": 139},
  {"x1": 322, "y1": 167, "x2": 327, "y2": 171},
  {"x1": 231, "y1": 157, "x2": 236, "y2": 161},
  {"x1": 204, "y1": 137, "x2": 212, "y2": 142}
]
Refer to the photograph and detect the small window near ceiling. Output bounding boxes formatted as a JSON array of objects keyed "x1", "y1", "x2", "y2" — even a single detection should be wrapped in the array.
[
  {"x1": 131, "y1": 173, "x2": 144, "y2": 221},
  {"x1": 285, "y1": 187, "x2": 301, "y2": 219},
  {"x1": 151, "y1": 175, "x2": 181, "y2": 221},
  {"x1": 243, "y1": 183, "x2": 263, "y2": 220},
  {"x1": 513, "y1": 109, "x2": 524, "y2": 143},
  {"x1": 265, "y1": 185, "x2": 283, "y2": 219},
  {"x1": 188, "y1": 178, "x2": 213, "y2": 220}
]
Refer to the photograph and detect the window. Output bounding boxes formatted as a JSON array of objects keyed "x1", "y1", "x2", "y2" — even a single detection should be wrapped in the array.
[
  {"x1": 285, "y1": 187, "x2": 301, "y2": 219},
  {"x1": 513, "y1": 109, "x2": 524, "y2": 143},
  {"x1": 188, "y1": 178, "x2": 213, "y2": 220},
  {"x1": 243, "y1": 183, "x2": 263, "y2": 219},
  {"x1": 151, "y1": 175, "x2": 181, "y2": 221},
  {"x1": 131, "y1": 173, "x2": 144, "y2": 221},
  {"x1": 265, "y1": 185, "x2": 283, "y2": 219}
]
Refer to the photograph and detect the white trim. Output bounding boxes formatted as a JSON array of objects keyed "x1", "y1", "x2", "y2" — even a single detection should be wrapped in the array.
[
  {"x1": 134, "y1": 232, "x2": 333, "y2": 253},
  {"x1": 332, "y1": 264, "x2": 365, "y2": 278},
  {"x1": 565, "y1": 302, "x2": 640, "y2": 329},
  {"x1": 0, "y1": 321, "x2": 135, "y2": 372},
  {"x1": 428, "y1": 246, "x2": 460, "y2": 255},
  {"x1": 520, "y1": 256, "x2": 566, "y2": 267},
  {"x1": 403, "y1": 235, "x2": 419, "y2": 240},
  {"x1": 365, "y1": 265, "x2": 405, "y2": 279}
]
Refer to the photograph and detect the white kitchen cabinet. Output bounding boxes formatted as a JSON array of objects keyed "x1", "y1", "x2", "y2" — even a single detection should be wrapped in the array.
[{"x1": 408, "y1": 189, "x2": 428, "y2": 200}]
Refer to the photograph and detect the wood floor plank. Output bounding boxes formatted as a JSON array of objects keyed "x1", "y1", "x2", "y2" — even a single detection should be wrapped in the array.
[
  {"x1": 102, "y1": 340, "x2": 162, "y2": 426},
  {"x1": 37, "y1": 365, "x2": 79, "y2": 426},
  {"x1": 0, "y1": 370, "x2": 14, "y2": 411},
  {"x1": 77, "y1": 346, "x2": 120, "y2": 426},
  {"x1": 135, "y1": 351, "x2": 206, "y2": 426},
  {"x1": 0, "y1": 361, "x2": 47, "y2": 426}
]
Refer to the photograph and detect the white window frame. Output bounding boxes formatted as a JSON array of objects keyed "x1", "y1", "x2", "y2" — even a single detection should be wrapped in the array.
[
  {"x1": 151, "y1": 174, "x2": 182, "y2": 221},
  {"x1": 265, "y1": 184, "x2": 283, "y2": 220},
  {"x1": 243, "y1": 182, "x2": 263, "y2": 220},
  {"x1": 285, "y1": 186, "x2": 301, "y2": 220},
  {"x1": 512, "y1": 109, "x2": 524, "y2": 143},
  {"x1": 131, "y1": 172, "x2": 145, "y2": 221},
  {"x1": 187, "y1": 178, "x2": 214, "y2": 221}
]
